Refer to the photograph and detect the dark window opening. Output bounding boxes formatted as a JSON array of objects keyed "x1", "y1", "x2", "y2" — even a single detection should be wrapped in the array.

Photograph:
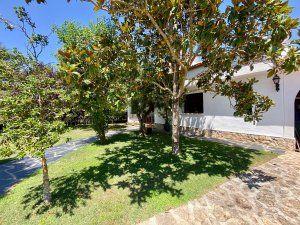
[
  {"x1": 184, "y1": 93, "x2": 204, "y2": 113},
  {"x1": 131, "y1": 100, "x2": 138, "y2": 114}
]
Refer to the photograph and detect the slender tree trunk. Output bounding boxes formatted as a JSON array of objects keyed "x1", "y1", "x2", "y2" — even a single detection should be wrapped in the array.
[
  {"x1": 172, "y1": 97, "x2": 180, "y2": 154},
  {"x1": 137, "y1": 114, "x2": 146, "y2": 137},
  {"x1": 98, "y1": 128, "x2": 107, "y2": 144},
  {"x1": 41, "y1": 156, "x2": 51, "y2": 204},
  {"x1": 172, "y1": 71, "x2": 181, "y2": 154},
  {"x1": 91, "y1": 108, "x2": 107, "y2": 144}
]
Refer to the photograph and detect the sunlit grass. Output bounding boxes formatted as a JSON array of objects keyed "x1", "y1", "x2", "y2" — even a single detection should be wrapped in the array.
[
  {"x1": 0, "y1": 132, "x2": 277, "y2": 225},
  {"x1": 0, "y1": 124, "x2": 127, "y2": 163},
  {"x1": 55, "y1": 126, "x2": 96, "y2": 146}
]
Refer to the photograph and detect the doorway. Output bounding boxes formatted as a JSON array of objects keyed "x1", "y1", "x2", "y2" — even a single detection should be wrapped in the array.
[{"x1": 295, "y1": 91, "x2": 300, "y2": 150}]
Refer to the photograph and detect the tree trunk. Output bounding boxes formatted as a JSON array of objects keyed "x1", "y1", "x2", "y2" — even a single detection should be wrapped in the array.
[
  {"x1": 172, "y1": 97, "x2": 180, "y2": 154},
  {"x1": 137, "y1": 114, "x2": 147, "y2": 137},
  {"x1": 172, "y1": 71, "x2": 181, "y2": 154},
  {"x1": 98, "y1": 128, "x2": 107, "y2": 144},
  {"x1": 41, "y1": 156, "x2": 51, "y2": 204},
  {"x1": 91, "y1": 108, "x2": 107, "y2": 144}
]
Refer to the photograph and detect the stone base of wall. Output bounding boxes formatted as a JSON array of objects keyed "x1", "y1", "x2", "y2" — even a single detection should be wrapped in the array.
[
  {"x1": 180, "y1": 127, "x2": 296, "y2": 151},
  {"x1": 154, "y1": 123, "x2": 165, "y2": 131}
]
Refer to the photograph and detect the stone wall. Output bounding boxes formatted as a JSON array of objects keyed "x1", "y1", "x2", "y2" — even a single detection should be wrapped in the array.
[
  {"x1": 154, "y1": 123, "x2": 165, "y2": 131},
  {"x1": 180, "y1": 126, "x2": 296, "y2": 151}
]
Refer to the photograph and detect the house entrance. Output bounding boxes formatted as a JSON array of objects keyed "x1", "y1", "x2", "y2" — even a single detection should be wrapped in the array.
[{"x1": 295, "y1": 91, "x2": 300, "y2": 150}]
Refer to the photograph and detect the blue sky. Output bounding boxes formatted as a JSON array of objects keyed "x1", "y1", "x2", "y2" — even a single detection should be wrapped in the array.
[
  {"x1": 0, "y1": 0, "x2": 109, "y2": 63},
  {"x1": 0, "y1": 0, "x2": 299, "y2": 64}
]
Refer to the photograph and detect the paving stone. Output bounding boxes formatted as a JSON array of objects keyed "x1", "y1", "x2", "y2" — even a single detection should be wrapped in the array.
[{"x1": 139, "y1": 152, "x2": 300, "y2": 225}]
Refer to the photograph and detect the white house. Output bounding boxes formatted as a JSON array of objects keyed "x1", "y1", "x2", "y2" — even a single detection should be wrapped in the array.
[{"x1": 128, "y1": 62, "x2": 300, "y2": 151}]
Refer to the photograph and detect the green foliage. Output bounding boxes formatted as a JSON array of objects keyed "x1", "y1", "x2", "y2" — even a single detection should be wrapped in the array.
[
  {"x1": 23, "y1": 0, "x2": 299, "y2": 151},
  {"x1": 122, "y1": 23, "x2": 173, "y2": 129},
  {"x1": 0, "y1": 48, "x2": 70, "y2": 159},
  {"x1": 55, "y1": 20, "x2": 129, "y2": 141},
  {"x1": 130, "y1": 79, "x2": 155, "y2": 126},
  {"x1": 130, "y1": 73, "x2": 172, "y2": 128},
  {"x1": 93, "y1": 0, "x2": 299, "y2": 122}
]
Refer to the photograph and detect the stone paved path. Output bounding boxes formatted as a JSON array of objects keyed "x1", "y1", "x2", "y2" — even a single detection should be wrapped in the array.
[
  {"x1": 193, "y1": 135, "x2": 286, "y2": 155},
  {"x1": 140, "y1": 152, "x2": 300, "y2": 225},
  {"x1": 0, "y1": 126, "x2": 137, "y2": 195}
]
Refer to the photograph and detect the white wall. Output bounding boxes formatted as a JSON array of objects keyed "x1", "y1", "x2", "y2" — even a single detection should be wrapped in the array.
[
  {"x1": 154, "y1": 108, "x2": 165, "y2": 124},
  {"x1": 154, "y1": 66, "x2": 300, "y2": 140},
  {"x1": 127, "y1": 107, "x2": 139, "y2": 123}
]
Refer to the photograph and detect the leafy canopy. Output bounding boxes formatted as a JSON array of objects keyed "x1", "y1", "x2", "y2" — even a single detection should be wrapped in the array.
[
  {"x1": 91, "y1": 0, "x2": 299, "y2": 122},
  {"x1": 55, "y1": 20, "x2": 130, "y2": 140},
  {"x1": 0, "y1": 48, "x2": 69, "y2": 158},
  {"x1": 24, "y1": 0, "x2": 300, "y2": 120}
]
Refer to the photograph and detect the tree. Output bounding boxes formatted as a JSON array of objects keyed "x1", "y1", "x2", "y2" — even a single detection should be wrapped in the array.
[
  {"x1": 0, "y1": 48, "x2": 69, "y2": 204},
  {"x1": 24, "y1": 0, "x2": 299, "y2": 154},
  {"x1": 130, "y1": 79, "x2": 156, "y2": 136},
  {"x1": 89, "y1": 0, "x2": 299, "y2": 154},
  {"x1": 125, "y1": 37, "x2": 172, "y2": 136},
  {"x1": 130, "y1": 77, "x2": 172, "y2": 136},
  {"x1": 0, "y1": 6, "x2": 49, "y2": 61},
  {"x1": 55, "y1": 20, "x2": 129, "y2": 143},
  {"x1": 0, "y1": 7, "x2": 69, "y2": 204}
]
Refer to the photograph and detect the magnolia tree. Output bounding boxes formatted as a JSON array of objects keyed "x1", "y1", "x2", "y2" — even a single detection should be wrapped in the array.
[
  {"x1": 27, "y1": 0, "x2": 299, "y2": 154},
  {"x1": 89, "y1": 0, "x2": 299, "y2": 154},
  {"x1": 130, "y1": 78, "x2": 173, "y2": 136},
  {"x1": 55, "y1": 21, "x2": 130, "y2": 143},
  {"x1": 0, "y1": 7, "x2": 70, "y2": 204},
  {"x1": 127, "y1": 36, "x2": 173, "y2": 135}
]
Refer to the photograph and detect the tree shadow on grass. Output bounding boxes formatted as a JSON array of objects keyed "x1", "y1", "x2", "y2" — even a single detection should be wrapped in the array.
[
  {"x1": 22, "y1": 132, "x2": 261, "y2": 218},
  {"x1": 0, "y1": 157, "x2": 15, "y2": 165}
]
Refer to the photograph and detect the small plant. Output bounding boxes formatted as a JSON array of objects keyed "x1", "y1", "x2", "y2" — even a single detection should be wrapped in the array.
[{"x1": 65, "y1": 137, "x2": 72, "y2": 143}]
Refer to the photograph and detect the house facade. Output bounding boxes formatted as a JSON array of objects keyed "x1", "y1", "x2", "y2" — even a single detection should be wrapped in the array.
[{"x1": 128, "y1": 63, "x2": 300, "y2": 151}]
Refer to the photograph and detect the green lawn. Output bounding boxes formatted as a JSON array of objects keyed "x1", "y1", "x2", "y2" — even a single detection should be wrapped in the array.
[
  {"x1": 0, "y1": 127, "x2": 97, "y2": 163},
  {"x1": 0, "y1": 132, "x2": 277, "y2": 225},
  {"x1": 53, "y1": 124, "x2": 128, "y2": 146},
  {"x1": 0, "y1": 124, "x2": 127, "y2": 163},
  {"x1": 54, "y1": 126, "x2": 97, "y2": 146}
]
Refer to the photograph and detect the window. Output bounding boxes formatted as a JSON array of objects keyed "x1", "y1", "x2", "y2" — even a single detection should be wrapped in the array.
[
  {"x1": 184, "y1": 93, "x2": 203, "y2": 113},
  {"x1": 131, "y1": 100, "x2": 138, "y2": 114}
]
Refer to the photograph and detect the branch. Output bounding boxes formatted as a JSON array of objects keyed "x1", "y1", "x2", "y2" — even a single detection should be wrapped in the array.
[
  {"x1": 104, "y1": 1, "x2": 188, "y2": 74},
  {"x1": 152, "y1": 81, "x2": 172, "y2": 95},
  {"x1": 187, "y1": 0, "x2": 194, "y2": 64},
  {"x1": 178, "y1": 67, "x2": 210, "y2": 97},
  {"x1": 145, "y1": 11, "x2": 187, "y2": 74}
]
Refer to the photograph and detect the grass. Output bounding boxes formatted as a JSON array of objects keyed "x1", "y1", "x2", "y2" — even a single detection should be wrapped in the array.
[
  {"x1": 55, "y1": 126, "x2": 97, "y2": 146},
  {"x1": 0, "y1": 127, "x2": 96, "y2": 163},
  {"x1": 0, "y1": 124, "x2": 127, "y2": 163},
  {"x1": 55, "y1": 124, "x2": 127, "y2": 146},
  {"x1": 0, "y1": 132, "x2": 277, "y2": 225}
]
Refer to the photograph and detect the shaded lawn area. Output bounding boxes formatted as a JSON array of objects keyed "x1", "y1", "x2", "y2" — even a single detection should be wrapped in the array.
[
  {"x1": 0, "y1": 124, "x2": 125, "y2": 163},
  {"x1": 55, "y1": 124, "x2": 127, "y2": 146},
  {"x1": 0, "y1": 132, "x2": 276, "y2": 225},
  {"x1": 0, "y1": 126, "x2": 97, "y2": 164}
]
